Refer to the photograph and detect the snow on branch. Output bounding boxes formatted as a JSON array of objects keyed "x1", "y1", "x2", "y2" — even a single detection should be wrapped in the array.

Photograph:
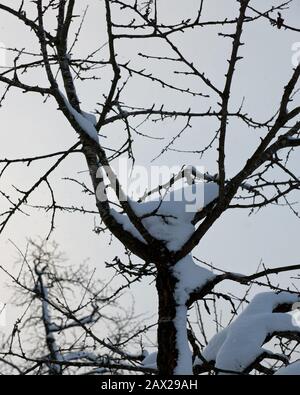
[
  {"x1": 61, "y1": 92, "x2": 99, "y2": 142},
  {"x1": 111, "y1": 180, "x2": 219, "y2": 251},
  {"x1": 172, "y1": 255, "x2": 216, "y2": 374},
  {"x1": 275, "y1": 360, "x2": 300, "y2": 375},
  {"x1": 195, "y1": 292, "x2": 300, "y2": 374}
]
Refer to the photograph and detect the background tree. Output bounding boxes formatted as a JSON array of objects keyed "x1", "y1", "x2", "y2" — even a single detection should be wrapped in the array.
[
  {"x1": 0, "y1": 0, "x2": 300, "y2": 375},
  {"x1": 0, "y1": 240, "x2": 153, "y2": 375}
]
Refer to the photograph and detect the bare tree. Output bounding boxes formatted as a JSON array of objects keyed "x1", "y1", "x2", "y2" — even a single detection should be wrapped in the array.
[
  {"x1": 0, "y1": 0, "x2": 300, "y2": 375},
  {"x1": 0, "y1": 240, "x2": 154, "y2": 375}
]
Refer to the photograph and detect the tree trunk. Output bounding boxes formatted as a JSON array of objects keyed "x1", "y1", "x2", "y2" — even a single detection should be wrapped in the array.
[{"x1": 156, "y1": 266, "x2": 179, "y2": 375}]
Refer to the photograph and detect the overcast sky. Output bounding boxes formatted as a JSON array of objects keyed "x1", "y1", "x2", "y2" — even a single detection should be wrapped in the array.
[{"x1": 0, "y1": 0, "x2": 300, "y2": 335}]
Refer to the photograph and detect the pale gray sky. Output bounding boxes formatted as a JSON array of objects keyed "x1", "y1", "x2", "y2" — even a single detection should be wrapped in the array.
[{"x1": 0, "y1": 0, "x2": 300, "y2": 334}]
